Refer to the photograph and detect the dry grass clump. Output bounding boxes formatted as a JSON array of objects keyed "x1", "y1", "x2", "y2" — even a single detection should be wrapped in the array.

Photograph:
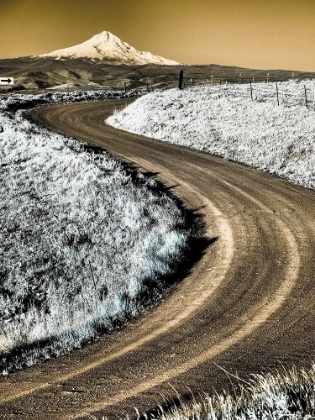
[{"x1": 148, "y1": 366, "x2": 315, "y2": 419}]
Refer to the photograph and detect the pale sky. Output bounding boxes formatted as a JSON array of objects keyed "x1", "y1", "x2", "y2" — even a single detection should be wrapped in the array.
[{"x1": 1, "y1": 0, "x2": 315, "y2": 71}]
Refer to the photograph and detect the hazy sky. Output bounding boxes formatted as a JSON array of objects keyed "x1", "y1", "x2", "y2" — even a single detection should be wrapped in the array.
[{"x1": 1, "y1": 0, "x2": 315, "y2": 71}]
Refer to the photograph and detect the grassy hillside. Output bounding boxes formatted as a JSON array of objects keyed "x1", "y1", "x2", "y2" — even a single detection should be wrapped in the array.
[
  {"x1": 108, "y1": 80, "x2": 315, "y2": 190},
  {"x1": 0, "y1": 91, "x2": 196, "y2": 374}
]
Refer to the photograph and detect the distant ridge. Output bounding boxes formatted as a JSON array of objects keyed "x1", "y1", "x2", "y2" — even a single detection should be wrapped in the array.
[{"x1": 36, "y1": 31, "x2": 181, "y2": 65}]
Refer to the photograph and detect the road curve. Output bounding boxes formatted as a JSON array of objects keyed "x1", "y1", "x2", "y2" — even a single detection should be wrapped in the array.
[{"x1": 1, "y1": 99, "x2": 315, "y2": 419}]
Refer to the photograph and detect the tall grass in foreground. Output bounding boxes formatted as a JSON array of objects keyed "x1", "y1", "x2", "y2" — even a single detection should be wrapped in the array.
[
  {"x1": 0, "y1": 92, "x2": 197, "y2": 374},
  {"x1": 147, "y1": 366, "x2": 315, "y2": 419}
]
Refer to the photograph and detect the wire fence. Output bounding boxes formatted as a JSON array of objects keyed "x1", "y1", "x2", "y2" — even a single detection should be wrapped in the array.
[
  {"x1": 165, "y1": 71, "x2": 315, "y2": 109},
  {"x1": 2, "y1": 70, "x2": 315, "y2": 108},
  {"x1": 223, "y1": 80, "x2": 315, "y2": 108},
  {"x1": 119, "y1": 75, "x2": 311, "y2": 92}
]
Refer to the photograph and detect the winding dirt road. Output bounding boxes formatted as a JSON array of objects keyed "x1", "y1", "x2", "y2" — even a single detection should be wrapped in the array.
[{"x1": 1, "y1": 99, "x2": 315, "y2": 419}]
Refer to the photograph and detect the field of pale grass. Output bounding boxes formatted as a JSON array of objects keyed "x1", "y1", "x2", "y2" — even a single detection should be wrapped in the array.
[
  {"x1": 107, "y1": 80, "x2": 315, "y2": 190},
  {"x1": 0, "y1": 91, "x2": 194, "y2": 374}
]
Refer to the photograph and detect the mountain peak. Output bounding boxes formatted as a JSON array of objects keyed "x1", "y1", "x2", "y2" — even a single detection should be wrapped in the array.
[
  {"x1": 38, "y1": 31, "x2": 181, "y2": 65},
  {"x1": 88, "y1": 31, "x2": 120, "y2": 45}
]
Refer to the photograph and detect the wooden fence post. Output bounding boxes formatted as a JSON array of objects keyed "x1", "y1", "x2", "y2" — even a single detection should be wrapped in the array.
[
  {"x1": 304, "y1": 85, "x2": 308, "y2": 107},
  {"x1": 276, "y1": 83, "x2": 280, "y2": 106},
  {"x1": 123, "y1": 82, "x2": 127, "y2": 94},
  {"x1": 250, "y1": 81, "x2": 253, "y2": 101},
  {"x1": 178, "y1": 70, "x2": 184, "y2": 90}
]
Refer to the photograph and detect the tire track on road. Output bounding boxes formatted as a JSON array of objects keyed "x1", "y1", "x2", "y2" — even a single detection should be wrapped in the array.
[{"x1": 73, "y1": 160, "x2": 300, "y2": 419}]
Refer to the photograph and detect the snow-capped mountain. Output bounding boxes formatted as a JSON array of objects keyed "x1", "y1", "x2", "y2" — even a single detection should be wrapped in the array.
[{"x1": 38, "y1": 31, "x2": 180, "y2": 65}]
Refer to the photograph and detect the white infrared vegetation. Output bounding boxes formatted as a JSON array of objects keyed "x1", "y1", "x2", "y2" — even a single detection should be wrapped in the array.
[
  {"x1": 152, "y1": 366, "x2": 315, "y2": 419},
  {"x1": 0, "y1": 92, "x2": 192, "y2": 373},
  {"x1": 107, "y1": 80, "x2": 315, "y2": 190}
]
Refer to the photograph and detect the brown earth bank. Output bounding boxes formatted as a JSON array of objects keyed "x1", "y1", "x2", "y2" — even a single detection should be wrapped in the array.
[{"x1": 1, "y1": 99, "x2": 315, "y2": 419}]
